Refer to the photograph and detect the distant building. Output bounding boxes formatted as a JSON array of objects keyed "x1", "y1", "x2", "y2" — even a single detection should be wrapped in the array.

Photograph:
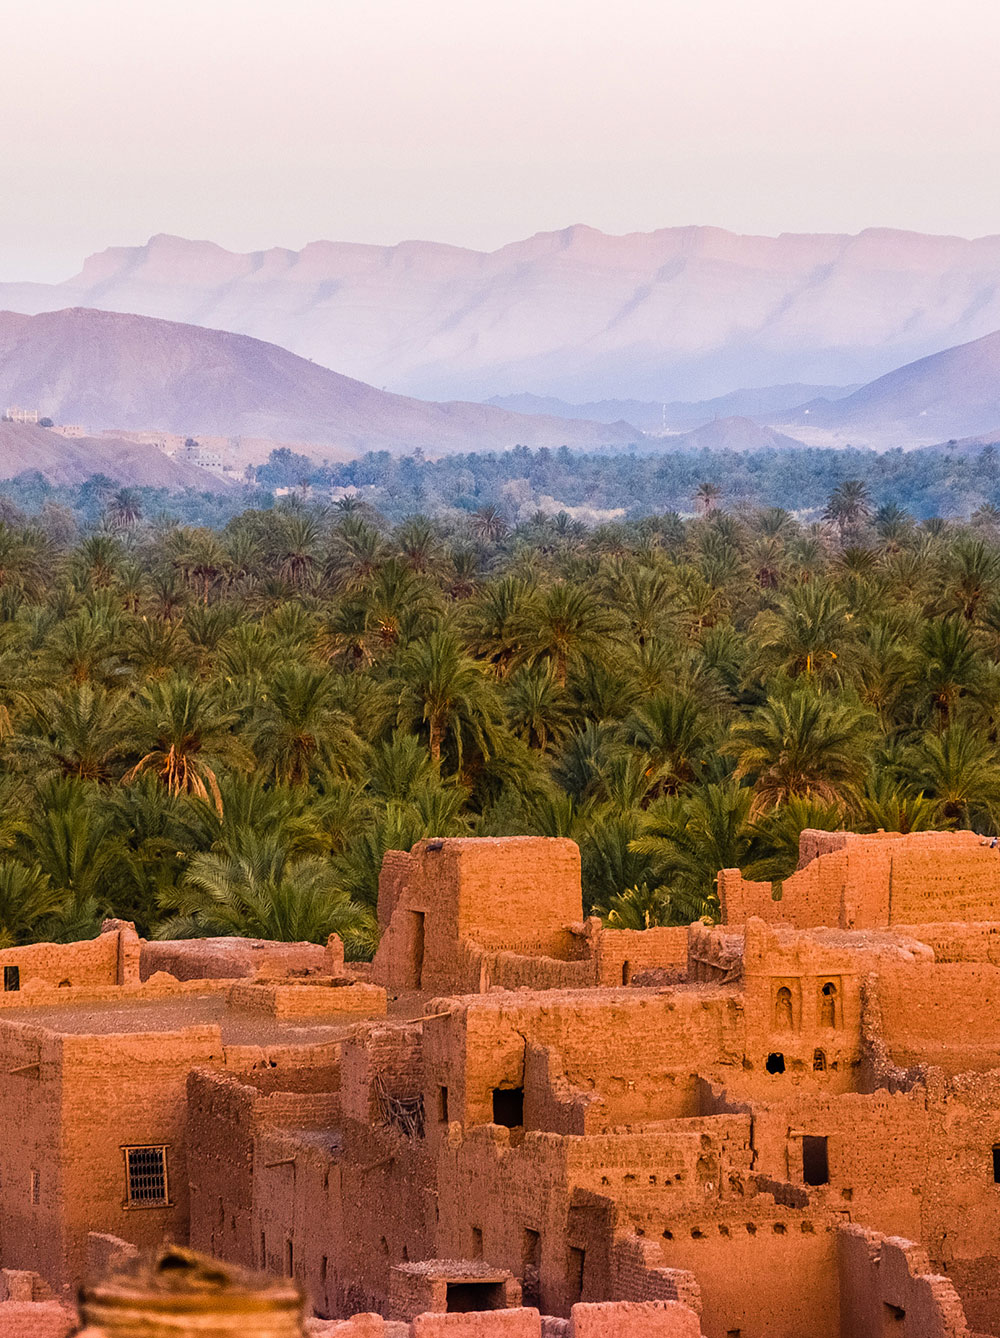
[
  {"x1": 3, "y1": 406, "x2": 40, "y2": 424},
  {"x1": 50, "y1": 424, "x2": 87, "y2": 439}
]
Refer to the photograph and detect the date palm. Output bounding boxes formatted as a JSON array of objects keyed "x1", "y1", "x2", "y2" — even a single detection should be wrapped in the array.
[
  {"x1": 125, "y1": 675, "x2": 247, "y2": 814},
  {"x1": 251, "y1": 664, "x2": 366, "y2": 785},
  {"x1": 906, "y1": 722, "x2": 1000, "y2": 827},
  {"x1": 752, "y1": 583, "x2": 853, "y2": 682},
  {"x1": 160, "y1": 831, "x2": 377, "y2": 956},
  {"x1": 396, "y1": 630, "x2": 503, "y2": 768},
  {"x1": 513, "y1": 582, "x2": 618, "y2": 686},
  {"x1": 726, "y1": 689, "x2": 874, "y2": 806},
  {"x1": 24, "y1": 684, "x2": 131, "y2": 782}
]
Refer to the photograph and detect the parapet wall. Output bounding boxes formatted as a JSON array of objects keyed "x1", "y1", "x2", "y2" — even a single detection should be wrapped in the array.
[{"x1": 719, "y1": 830, "x2": 1000, "y2": 930}]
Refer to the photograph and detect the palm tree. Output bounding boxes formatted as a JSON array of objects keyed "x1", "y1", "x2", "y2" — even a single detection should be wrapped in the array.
[
  {"x1": 824, "y1": 480, "x2": 872, "y2": 536},
  {"x1": 251, "y1": 665, "x2": 366, "y2": 785},
  {"x1": 275, "y1": 512, "x2": 323, "y2": 590},
  {"x1": 160, "y1": 832, "x2": 377, "y2": 956},
  {"x1": 463, "y1": 575, "x2": 535, "y2": 678},
  {"x1": 24, "y1": 684, "x2": 130, "y2": 782},
  {"x1": 395, "y1": 630, "x2": 503, "y2": 767},
  {"x1": 752, "y1": 583, "x2": 853, "y2": 682},
  {"x1": 124, "y1": 675, "x2": 246, "y2": 814},
  {"x1": 726, "y1": 689, "x2": 874, "y2": 805},
  {"x1": 505, "y1": 664, "x2": 572, "y2": 752},
  {"x1": 919, "y1": 617, "x2": 982, "y2": 724},
  {"x1": 470, "y1": 505, "x2": 509, "y2": 544},
  {"x1": 623, "y1": 691, "x2": 715, "y2": 794},
  {"x1": 631, "y1": 782, "x2": 758, "y2": 920},
  {"x1": 107, "y1": 488, "x2": 143, "y2": 530},
  {"x1": 695, "y1": 482, "x2": 722, "y2": 515},
  {"x1": 514, "y1": 582, "x2": 618, "y2": 687},
  {"x1": 0, "y1": 863, "x2": 67, "y2": 947},
  {"x1": 906, "y1": 723, "x2": 1000, "y2": 827}
]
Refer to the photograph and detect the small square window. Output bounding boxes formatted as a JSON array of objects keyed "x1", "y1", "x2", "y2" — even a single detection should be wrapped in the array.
[
  {"x1": 4, "y1": 966, "x2": 19, "y2": 992},
  {"x1": 124, "y1": 1146, "x2": 169, "y2": 1207}
]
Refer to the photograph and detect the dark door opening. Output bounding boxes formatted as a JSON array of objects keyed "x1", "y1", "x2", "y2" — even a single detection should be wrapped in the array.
[
  {"x1": 766, "y1": 1052, "x2": 785, "y2": 1074},
  {"x1": 446, "y1": 1281, "x2": 504, "y2": 1312},
  {"x1": 492, "y1": 1086, "x2": 524, "y2": 1128},
  {"x1": 568, "y1": 1246, "x2": 585, "y2": 1302},
  {"x1": 410, "y1": 911, "x2": 425, "y2": 990},
  {"x1": 802, "y1": 1135, "x2": 829, "y2": 1186},
  {"x1": 522, "y1": 1228, "x2": 541, "y2": 1308}
]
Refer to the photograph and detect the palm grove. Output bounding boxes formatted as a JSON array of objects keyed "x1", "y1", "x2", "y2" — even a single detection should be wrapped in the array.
[{"x1": 0, "y1": 479, "x2": 995, "y2": 953}]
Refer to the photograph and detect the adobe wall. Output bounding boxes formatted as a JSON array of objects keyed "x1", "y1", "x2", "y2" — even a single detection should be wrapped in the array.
[
  {"x1": 593, "y1": 929, "x2": 690, "y2": 988},
  {"x1": 187, "y1": 1065, "x2": 341, "y2": 1268},
  {"x1": 872, "y1": 961, "x2": 1000, "y2": 1072},
  {"x1": 0, "y1": 1301, "x2": 76, "y2": 1337},
  {"x1": 655, "y1": 1206, "x2": 843, "y2": 1338},
  {"x1": 58, "y1": 1024, "x2": 224, "y2": 1286},
  {"x1": 719, "y1": 830, "x2": 1000, "y2": 932},
  {"x1": 422, "y1": 990, "x2": 743, "y2": 1137},
  {"x1": 0, "y1": 923, "x2": 135, "y2": 992},
  {"x1": 742, "y1": 1088, "x2": 928, "y2": 1242},
  {"x1": 373, "y1": 839, "x2": 584, "y2": 996},
  {"x1": 141, "y1": 937, "x2": 330, "y2": 982},
  {"x1": 838, "y1": 1226, "x2": 971, "y2": 1338},
  {"x1": 0, "y1": 1027, "x2": 67, "y2": 1287}
]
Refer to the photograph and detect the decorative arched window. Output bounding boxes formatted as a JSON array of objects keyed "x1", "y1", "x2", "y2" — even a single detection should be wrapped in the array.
[
  {"x1": 775, "y1": 985, "x2": 794, "y2": 1030},
  {"x1": 820, "y1": 982, "x2": 838, "y2": 1028}
]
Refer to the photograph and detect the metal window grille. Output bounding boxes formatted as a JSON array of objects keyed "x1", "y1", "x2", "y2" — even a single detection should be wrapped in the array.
[
  {"x1": 124, "y1": 1146, "x2": 169, "y2": 1207},
  {"x1": 4, "y1": 966, "x2": 19, "y2": 992}
]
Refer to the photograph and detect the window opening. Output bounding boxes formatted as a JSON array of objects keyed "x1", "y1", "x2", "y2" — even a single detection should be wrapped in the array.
[
  {"x1": 123, "y1": 1146, "x2": 169, "y2": 1207},
  {"x1": 766, "y1": 1052, "x2": 785, "y2": 1074},
  {"x1": 813, "y1": 1049, "x2": 826, "y2": 1072},
  {"x1": 446, "y1": 1281, "x2": 504, "y2": 1312},
  {"x1": 492, "y1": 1087, "x2": 524, "y2": 1128},
  {"x1": 992, "y1": 1146, "x2": 1000, "y2": 1183},
  {"x1": 29, "y1": 1169, "x2": 39, "y2": 1205},
  {"x1": 622, "y1": 961, "x2": 632, "y2": 985},
  {"x1": 821, "y1": 981, "x2": 838, "y2": 1027},
  {"x1": 4, "y1": 966, "x2": 19, "y2": 992},
  {"x1": 774, "y1": 986, "x2": 793, "y2": 1029},
  {"x1": 471, "y1": 1226, "x2": 483, "y2": 1258},
  {"x1": 438, "y1": 1086, "x2": 449, "y2": 1123},
  {"x1": 410, "y1": 912, "x2": 425, "y2": 990}
]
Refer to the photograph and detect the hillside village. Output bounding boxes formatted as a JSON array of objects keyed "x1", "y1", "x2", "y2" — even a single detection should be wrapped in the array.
[{"x1": 2, "y1": 828, "x2": 1000, "y2": 1337}]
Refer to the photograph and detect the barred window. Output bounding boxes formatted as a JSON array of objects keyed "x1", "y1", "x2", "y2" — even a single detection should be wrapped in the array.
[{"x1": 123, "y1": 1146, "x2": 169, "y2": 1207}]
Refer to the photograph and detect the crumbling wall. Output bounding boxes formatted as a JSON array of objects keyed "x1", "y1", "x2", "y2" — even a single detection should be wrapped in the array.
[
  {"x1": 0, "y1": 926, "x2": 126, "y2": 992},
  {"x1": 140, "y1": 936, "x2": 330, "y2": 981},
  {"x1": 838, "y1": 1225, "x2": 970, "y2": 1338}
]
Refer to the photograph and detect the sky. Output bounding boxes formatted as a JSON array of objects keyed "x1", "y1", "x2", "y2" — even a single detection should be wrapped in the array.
[{"x1": 4, "y1": 0, "x2": 1000, "y2": 280}]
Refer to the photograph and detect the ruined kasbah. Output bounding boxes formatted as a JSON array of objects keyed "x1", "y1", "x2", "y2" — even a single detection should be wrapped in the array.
[{"x1": 3, "y1": 832, "x2": 1000, "y2": 1337}]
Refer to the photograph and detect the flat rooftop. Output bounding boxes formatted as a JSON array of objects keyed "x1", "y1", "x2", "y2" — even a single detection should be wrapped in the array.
[{"x1": 0, "y1": 992, "x2": 373, "y2": 1046}]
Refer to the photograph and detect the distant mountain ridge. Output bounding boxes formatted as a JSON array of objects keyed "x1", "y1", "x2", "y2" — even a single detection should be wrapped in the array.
[
  {"x1": 487, "y1": 384, "x2": 856, "y2": 432},
  {"x1": 0, "y1": 308, "x2": 638, "y2": 455},
  {"x1": 5, "y1": 226, "x2": 1000, "y2": 401},
  {"x1": 776, "y1": 328, "x2": 1000, "y2": 447}
]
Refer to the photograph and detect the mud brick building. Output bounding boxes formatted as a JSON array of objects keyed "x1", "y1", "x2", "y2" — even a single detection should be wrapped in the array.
[{"x1": 3, "y1": 830, "x2": 1000, "y2": 1336}]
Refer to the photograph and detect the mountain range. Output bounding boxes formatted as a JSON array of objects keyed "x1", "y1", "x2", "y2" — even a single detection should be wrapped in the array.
[
  {"x1": 0, "y1": 308, "x2": 637, "y2": 456},
  {"x1": 5, "y1": 226, "x2": 1000, "y2": 402}
]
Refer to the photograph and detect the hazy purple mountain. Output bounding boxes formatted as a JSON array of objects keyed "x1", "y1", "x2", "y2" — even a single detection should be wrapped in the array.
[
  {"x1": 0, "y1": 422, "x2": 228, "y2": 488},
  {"x1": 778, "y1": 328, "x2": 1000, "y2": 447},
  {"x1": 3, "y1": 226, "x2": 1000, "y2": 402},
  {"x1": 487, "y1": 384, "x2": 856, "y2": 432},
  {"x1": 0, "y1": 308, "x2": 638, "y2": 455}
]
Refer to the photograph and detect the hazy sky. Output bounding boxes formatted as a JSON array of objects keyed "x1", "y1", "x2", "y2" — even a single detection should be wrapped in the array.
[{"x1": 5, "y1": 0, "x2": 1000, "y2": 280}]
